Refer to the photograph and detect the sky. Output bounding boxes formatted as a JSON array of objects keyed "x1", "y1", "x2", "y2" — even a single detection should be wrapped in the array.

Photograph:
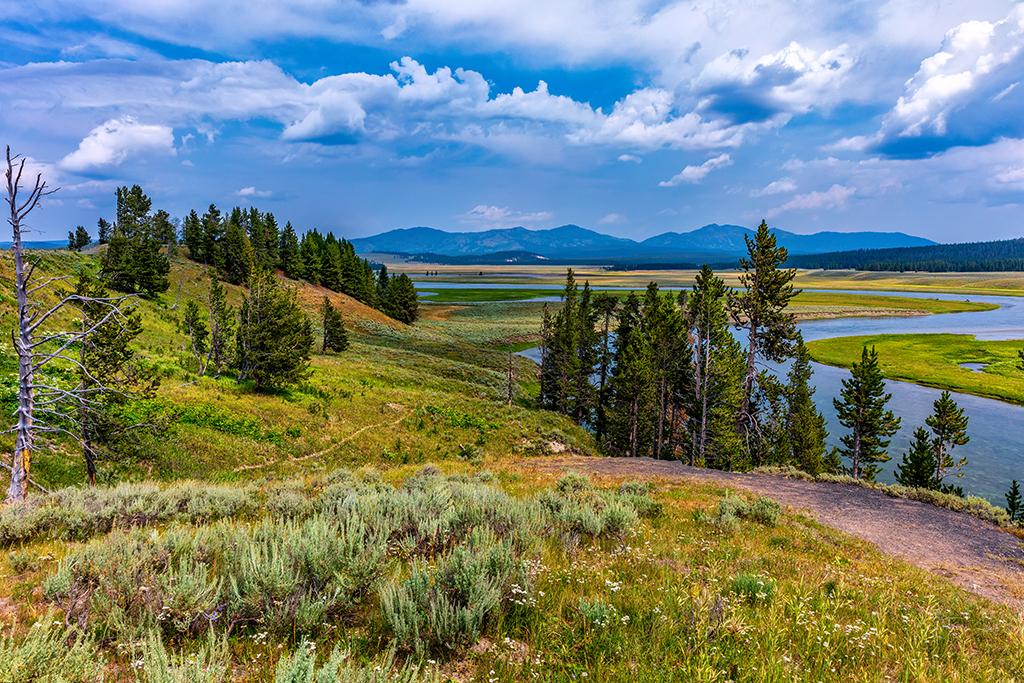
[{"x1": 2, "y1": 1, "x2": 1023, "y2": 243}]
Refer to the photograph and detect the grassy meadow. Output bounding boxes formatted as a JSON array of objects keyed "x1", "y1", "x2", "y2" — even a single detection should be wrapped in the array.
[
  {"x1": 1, "y1": 250, "x2": 1023, "y2": 680},
  {"x1": 807, "y1": 333, "x2": 1024, "y2": 404}
]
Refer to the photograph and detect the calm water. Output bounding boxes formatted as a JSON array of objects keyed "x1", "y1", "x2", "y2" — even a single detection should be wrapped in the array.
[{"x1": 515, "y1": 290, "x2": 1024, "y2": 503}]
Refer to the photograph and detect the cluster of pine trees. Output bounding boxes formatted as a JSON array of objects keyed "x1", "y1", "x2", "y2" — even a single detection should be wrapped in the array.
[
  {"x1": 540, "y1": 222, "x2": 832, "y2": 474},
  {"x1": 179, "y1": 206, "x2": 418, "y2": 323},
  {"x1": 99, "y1": 185, "x2": 173, "y2": 297}
]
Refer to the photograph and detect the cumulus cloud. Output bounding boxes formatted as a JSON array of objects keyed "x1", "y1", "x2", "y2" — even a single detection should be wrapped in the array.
[
  {"x1": 59, "y1": 116, "x2": 174, "y2": 172},
  {"x1": 694, "y1": 42, "x2": 854, "y2": 122},
  {"x1": 766, "y1": 184, "x2": 854, "y2": 217},
  {"x1": 751, "y1": 178, "x2": 797, "y2": 197},
  {"x1": 237, "y1": 186, "x2": 272, "y2": 198},
  {"x1": 866, "y1": 5, "x2": 1024, "y2": 156},
  {"x1": 659, "y1": 153, "x2": 732, "y2": 187},
  {"x1": 599, "y1": 212, "x2": 624, "y2": 224},
  {"x1": 460, "y1": 204, "x2": 553, "y2": 227}
]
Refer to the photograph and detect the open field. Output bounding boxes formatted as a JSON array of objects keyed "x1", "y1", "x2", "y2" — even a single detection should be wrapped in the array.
[
  {"x1": 398, "y1": 260, "x2": 1024, "y2": 296},
  {"x1": 807, "y1": 333, "x2": 1024, "y2": 404}
]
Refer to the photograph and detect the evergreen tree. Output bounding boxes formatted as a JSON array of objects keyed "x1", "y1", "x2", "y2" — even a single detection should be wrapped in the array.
[
  {"x1": 606, "y1": 293, "x2": 656, "y2": 456},
  {"x1": 207, "y1": 277, "x2": 234, "y2": 377},
  {"x1": 894, "y1": 427, "x2": 939, "y2": 489},
  {"x1": 181, "y1": 299, "x2": 210, "y2": 375},
  {"x1": 152, "y1": 209, "x2": 177, "y2": 245},
  {"x1": 97, "y1": 217, "x2": 112, "y2": 245},
  {"x1": 201, "y1": 204, "x2": 224, "y2": 268},
  {"x1": 320, "y1": 296, "x2": 348, "y2": 352},
  {"x1": 278, "y1": 222, "x2": 303, "y2": 278},
  {"x1": 67, "y1": 225, "x2": 91, "y2": 251},
  {"x1": 222, "y1": 215, "x2": 255, "y2": 285},
  {"x1": 571, "y1": 281, "x2": 599, "y2": 425},
  {"x1": 383, "y1": 274, "x2": 419, "y2": 324},
  {"x1": 1006, "y1": 480, "x2": 1022, "y2": 523},
  {"x1": 833, "y1": 346, "x2": 901, "y2": 480},
  {"x1": 784, "y1": 340, "x2": 827, "y2": 475},
  {"x1": 728, "y1": 219, "x2": 798, "y2": 463},
  {"x1": 182, "y1": 209, "x2": 203, "y2": 260},
  {"x1": 377, "y1": 264, "x2": 390, "y2": 302},
  {"x1": 100, "y1": 186, "x2": 169, "y2": 297},
  {"x1": 70, "y1": 270, "x2": 159, "y2": 484},
  {"x1": 299, "y1": 232, "x2": 322, "y2": 283},
  {"x1": 643, "y1": 284, "x2": 692, "y2": 458},
  {"x1": 925, "y1": 390, "x2": 969, "y2": 489},
  {"x1": 688, "y1": 265, "x2": 743, "y2": 469},
  {"x1": 235, "y1": 270, "x2": 313, "y2": 390},
  {"x1": 539, "y1": 270, "x2": 580, "y2": 415},
  {"x1": 592, "y1": 293, "x2": 618, "y2": 442}
]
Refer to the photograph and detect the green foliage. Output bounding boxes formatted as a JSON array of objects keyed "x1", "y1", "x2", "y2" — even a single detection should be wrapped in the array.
[
  {"x1": 382, "y1": 273, "x2": 419, "y2": 324},
  {"x1": 0, "y1": 616, "x2": 102, "y2": 683},
  {"x1": 274, "y1": 645, "x2": 432, "y2": 683},
  {"x1": 926, "y1": 390, "x2": 970, "y2": 487},
  {"x1": 1006, "y1": 480, "x2": 1022, "y2": 523},
  {"x1": 781, "y1": 341, "x2": 827, "y2": 475},
  {"x1": 833, "y1": 346, "x2": 901, "y2": 480},
  {"x1": 137, "y1": 631, "x2": 230, "y2": 683},
  {"x1": 67, "y1": 224, "x2": 91, "y2": 251},
  {"x1": 895, "y1": 427, "x2": 939, "y2": 489},
  {"x1": 320, "y1": 296, "x2": 349, "y2": 353},
  {"x1": 698, "y1": 492, "x2": 780, "y2": 531},
  {"x1": 235, "y1": 270, "x2": 314, "y2": 390},
  {"x1": 730, "y1": 574, "x2": 775, "y2": 604},
  {"x1": 101, "y1": 185, "x2": 170, "y2": 297}
]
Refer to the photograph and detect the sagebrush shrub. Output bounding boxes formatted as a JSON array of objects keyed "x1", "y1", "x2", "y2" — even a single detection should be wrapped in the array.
[{"x1": 0, "y1": 616, "x2": 101, "y2": 683}]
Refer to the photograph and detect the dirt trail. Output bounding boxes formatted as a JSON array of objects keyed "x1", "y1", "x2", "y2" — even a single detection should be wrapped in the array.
[{"x1": 520, "y1": 456, "x2": 1024, "y2": 610}]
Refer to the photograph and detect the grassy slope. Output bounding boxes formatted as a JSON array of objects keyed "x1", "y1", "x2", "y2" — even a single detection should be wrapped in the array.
[
  {"x1": 807, "y1": 333, "x2": 1024, "y2": 404},
  {"x1": 0, "y1": 251, "x2": 592, "y2": 488}
]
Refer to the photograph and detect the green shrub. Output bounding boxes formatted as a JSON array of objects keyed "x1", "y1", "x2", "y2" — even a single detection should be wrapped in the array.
[
  {"x1": 730, "y1": 574, "x2": 775, "y2": 605},
  {"x1": 577, "y1": 598, "x2": 617, "y2": 628},
  {"x1": 275, "y1": 644, "x2": 434, "y2": 683},
  {"x1": 0, "y1": 617, "x2": 102, "y2": 683},
  {"x1": 137, "y1": 630, "x2": 230, "y2": 683},
  {"x1": 699, "y1": 493, "x2": 781, "y2": 531}
]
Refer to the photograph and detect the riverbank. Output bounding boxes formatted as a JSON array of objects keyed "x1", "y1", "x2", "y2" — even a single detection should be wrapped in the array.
[{"x1": 807, "y1": 333, "x2": 1024, "y2": 405}]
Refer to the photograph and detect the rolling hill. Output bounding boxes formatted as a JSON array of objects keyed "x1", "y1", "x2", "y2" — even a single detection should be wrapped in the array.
[{"x1": 352, "y1": 223, "x2": 934, "y2": 264}]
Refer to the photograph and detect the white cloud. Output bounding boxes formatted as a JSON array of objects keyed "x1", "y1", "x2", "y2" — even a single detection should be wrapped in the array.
[
  {"x1": 617, "y1": 154, "x2": 641, "y2": 163},
  {"x1": 867, "y1": 5, "x2": 1024, "y2": 154},
  {"x1": 751, "y1": 178, "x2": 796, "y2": 197},
  {"x1": 599, "y1": 212, "x2": 624, "y2": 224},
  {"x1": 659, "y1": 153, "x2": 732, "y2": 187},
  {"x1": 766, "y1": 184, "x2": 854, "y2": 217},
  {"x1": 460, "y1": 204, "x2": 553, "y2": 227},
  {"x1": 237, "y1": 186, "x2": 272, "y2": 198},
  {"x1": 59, "y1": 116, "x2": 174, "y2": 172}
]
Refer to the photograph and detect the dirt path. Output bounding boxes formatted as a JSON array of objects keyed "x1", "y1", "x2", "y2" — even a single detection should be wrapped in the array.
[{"x1": 520, "y1": 456, "x2": 1024, "y2": 611}]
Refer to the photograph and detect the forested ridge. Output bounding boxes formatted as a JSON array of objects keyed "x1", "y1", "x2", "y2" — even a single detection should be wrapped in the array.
[{"x1": 790, "y1": 236, "x2": 1024, "y2": 272}]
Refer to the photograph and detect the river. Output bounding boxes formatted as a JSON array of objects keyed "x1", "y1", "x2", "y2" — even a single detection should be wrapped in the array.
[{"x1": 491, "y1": 287, "x2": 1024, "y2": 504}]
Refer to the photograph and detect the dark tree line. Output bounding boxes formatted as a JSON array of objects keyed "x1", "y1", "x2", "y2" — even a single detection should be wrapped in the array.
[
  {"x1": 537, "y1": 220, "x2": 982, "y2": 486},
  {"x1": 540, "y1": 222, "x2": 832, "y2": 474},
  {"x1": 790, "y1": 237, "x2": 1024, "y2": 272},
  {"x1": 181, "y1": 205, "x2": 418, "y2": 323}
]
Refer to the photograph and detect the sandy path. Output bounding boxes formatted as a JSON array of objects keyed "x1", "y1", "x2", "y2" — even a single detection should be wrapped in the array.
[{"x1": 519, "y1": 456, "x2": 1024, "y2": 610}]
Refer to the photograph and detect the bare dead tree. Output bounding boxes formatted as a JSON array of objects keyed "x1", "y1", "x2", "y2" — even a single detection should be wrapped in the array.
[{"x1": 4, "y1": 146, "x2": 141, "y2": 502}]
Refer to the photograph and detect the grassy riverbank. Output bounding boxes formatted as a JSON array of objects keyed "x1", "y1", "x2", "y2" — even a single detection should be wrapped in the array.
[{"x1": 807, "y1": 333, "x2": 1024, "y2": 404}]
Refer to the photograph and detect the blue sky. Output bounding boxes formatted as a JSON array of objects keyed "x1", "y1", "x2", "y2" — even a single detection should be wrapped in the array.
[{"x1": 2, "y1": 1, "x2": 1023, "y2": 242}]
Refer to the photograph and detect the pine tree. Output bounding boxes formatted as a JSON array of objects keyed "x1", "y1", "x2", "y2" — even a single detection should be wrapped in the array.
[
  {"x1": 201, "y1": 204, "x2": 224, "y2": 268},
  {"x1": 279, "y1": 222, "x2": 303, "y2": 278},
  {"x1": 182, "y1": 209, "x2": 203, "y2": 260},
  {"x1": 833, "y1": 346, "x2": 901, "y2": 480},
  {"x1": 572, "y1": 281, "x2": 599, "y2": 425},
  {"x1": 688, "y1": 265, "x2": 743, "y2": 469},
  {"x1": 925, "y1": 390, "x2": 969, "y2": 488},
  {"x1": 235, "y1": 270, "x2": 313, "y2": 391},
  {"x1": 643, "y1": 284, "x2": 691, "y2": 458},
  {"x1": 1006, "y1": 480, "x2": 1023, "y2": 523},
  {"x1": 299, "y1": 233, "x2": 322, "y2": 283},
  {"x1": 97, "y1": 217, "x2": 112, "y2": 245},
  {"x1": 222, "y1": 216, "x2": 255, "y2": 285},
  {"x1": 592, "y1": 293, "x2": 618, "y2": 442},
  {"x1": 100, "y1": 186, "x2": 169, "y2": 297},
  {"x1": 207, "y1": 277, "x2": 234, "y2": 377},
  {"x1": 70, "y1": 270, "x2": 159, "y2": 484},
  {"x1": 67, "y1": 225, "x2": 91, "y2": 251},
  {"x1": 894, "y1": 427, "x2": 939, "y2": 489},
  {"x1": 606, "y1": 293, "x2": 655, "y2": 456},
  {"x1": 320, "y1": 296, "x2": 348, "y2": 352},
  {"x1": 539, "y1": 270, "x2": 580, "y2": 415},
  {"x1": 785, "y1": 340, "x2": 827, "y2": 475},
  {"x1": 152, "y1": 209, "x2": 176, "y2": 245},
  {"x1": 384, "y1": 274, "x2": 419, "y2": 324},
  {"x1": 181, "y1": 299, "x2": 210, "y2": 375},
  {"x1": 729, "y1": 220, "x2": 798, "y2": 463},
  {"x1": 377, "y1": 264, "x2": 390, "y2": 302}
]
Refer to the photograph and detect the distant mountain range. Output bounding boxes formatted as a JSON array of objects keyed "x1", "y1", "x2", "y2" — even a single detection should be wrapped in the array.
[{"x1": 351, "y1": 224, "x2": 934, "y2": 265}]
